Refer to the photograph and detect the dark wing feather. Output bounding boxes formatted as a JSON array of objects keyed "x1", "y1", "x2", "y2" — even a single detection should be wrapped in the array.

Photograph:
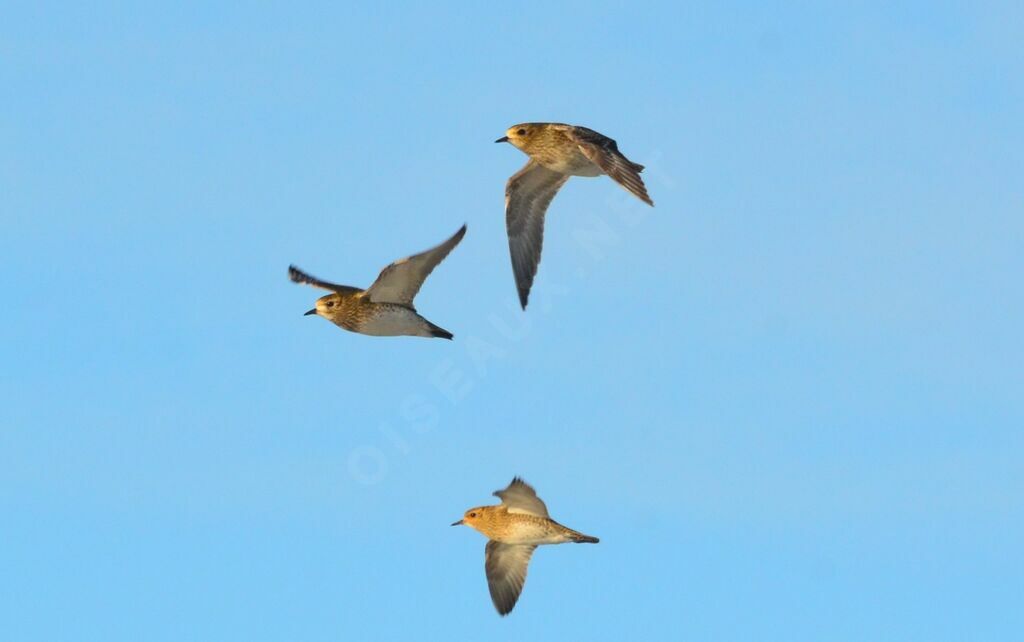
[
  {"x1": 568, "y1": 127, "x2": 654, "y2": 206},
  {"x1": 493, "y1": 477, "x2": 549, "y2": 517},
  {"x1": 365, "y1": 225, "x2": 466, "y2": 306},
  {"x1": 485, "y1": 541, "x2": 536, "y2": 616},
  {"x1": 288, "y1": 265, "x2": 362, "y2": 295},
  {"x1": 505, "y1": 160, "x2": 570, "y2": 309}
]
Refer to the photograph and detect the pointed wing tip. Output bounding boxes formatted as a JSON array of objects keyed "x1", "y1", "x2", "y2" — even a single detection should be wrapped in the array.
[
  {"x1": 513, "y1": 271, "x2": 532, "y2": 309},
  {"x1": 624, "y1": 183, "x2": 654, "y2": 207},
  {"x1": 622, "y1": 175, "x2": 654, "y2": 207},
  {"x1": 511, "y1": 271, "x2": 531, "y2": 309},
  {"x1": 492, "y1": 476, "x2": 525, "y2": 497},
  {"x1": 490, "y1": 587, "x2": 518, "y2": 616},
  {"x1": 287, "y1": 265, "x2": 305, "y2": 282}
]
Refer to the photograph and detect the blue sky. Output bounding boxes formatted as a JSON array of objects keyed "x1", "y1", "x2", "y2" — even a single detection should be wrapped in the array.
[{"x1": 2, "y1": 2, "x2": 1022, "y2": 640}]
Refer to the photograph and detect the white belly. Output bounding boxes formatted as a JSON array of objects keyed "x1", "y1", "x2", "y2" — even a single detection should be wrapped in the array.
[
  {"x1": 566, "y1": 162, "x2": 602, "y2": 177},
  {"x1": 540, "y1": 150, "x2": 603, "y2": 177},
  {"x1": 359, "y1": 305, "x2": 432, "y2": 337}
]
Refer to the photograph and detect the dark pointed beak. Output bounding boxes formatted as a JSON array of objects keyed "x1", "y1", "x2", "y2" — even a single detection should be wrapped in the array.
[
  {"x1": 451, "y1": 519, "x2": 464, "y2": 526},
  {"x1": 304, "y1": 308, "x2": 317, "y2": 316},
  {"x1": 494, "y1": 136, "x2": 509, "y2": 143}
]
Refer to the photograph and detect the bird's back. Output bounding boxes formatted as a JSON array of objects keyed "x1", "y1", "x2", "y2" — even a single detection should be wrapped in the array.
[{"x1": 525, "y1": 126, "x2": 600, "y2": 176}]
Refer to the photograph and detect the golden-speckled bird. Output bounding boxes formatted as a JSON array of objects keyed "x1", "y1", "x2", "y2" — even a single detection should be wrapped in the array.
[
  {"x1": 288, "y1": 225, "x2": 465, "y2": 339},
  {"x1": 452, "y1": 477, "x2": 599, "y2": 616},
  {"x1": 496, "y1": 122, "x2": 654, "y2": 309}
]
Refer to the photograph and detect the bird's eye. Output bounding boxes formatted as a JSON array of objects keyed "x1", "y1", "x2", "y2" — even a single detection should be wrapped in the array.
[
  {"x1": 517, "y1": 128, "x2": 526, "y2": 136},
  {"x1": 327, "y1": 301, "x2": 334, "y2": 307},
  {"x1": 469, "y1": 512, "x2": 477, "y2": 518}
]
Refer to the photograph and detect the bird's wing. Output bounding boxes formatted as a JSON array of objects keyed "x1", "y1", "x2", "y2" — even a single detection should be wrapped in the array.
[
  {"x1": 485, "y1": 541, "x2": 537, "y2": 616},
  {"x1": 365, "y1": 225, "x2": 467, "y2": 306},
  {"x1": 288, "y1": 265, "x2": 362, "y2": 295},
  {"x1": 566, "y1": 126, "x2": 654, "y2": 206},
  {"x1": 493, "y1": 477, "x2": 549, "y2": 517},
  {"x1": 505, "y1": 160, "x2": 570, "y2": 309}
]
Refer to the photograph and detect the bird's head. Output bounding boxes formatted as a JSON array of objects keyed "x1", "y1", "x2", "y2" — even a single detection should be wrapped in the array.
[
  {"x1": 451, "y1": 506, "x2": 494, "y2": 532},
  {"x1": 495, "y1": 123, "x2": 539, "y2": 151},
  {"x1": 305, "y1": 293, "x2": 343, "y2": 318}
]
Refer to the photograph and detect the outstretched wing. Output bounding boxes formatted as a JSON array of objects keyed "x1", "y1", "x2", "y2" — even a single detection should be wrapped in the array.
[
  {"x1": 493, "y1": 477, "x2": 549, "y2": 517},
  {"x1": 365, "y1": 224, "x2": 467, "y2": 306},
  {"x1": 288, "y1": 265, "x2": 362, "y2": 295},
  {"x1": 485, "y1": 541, "x2": 536, "y2": 616},
  {"x1": 505, "y1": 160, "x2": 570, "y2": 309},
  {"x1": 566, "y1": 126, "x2": 653, "y2": 206}
]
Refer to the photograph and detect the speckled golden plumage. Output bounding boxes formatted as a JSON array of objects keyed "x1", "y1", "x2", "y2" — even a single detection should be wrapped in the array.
[
  {"x1": 503, "y1": 123, "x2": 597, "y2": 173},
  {"x1": 456, "y1": 504, "x2": 597, "y2": 544},
  {"x1": 498, "y1": 122, "x2": 653, "y2": 203},
  {"x1": 497, "y1": 122, "x2": 654, "y2": 309},
  {"x1": 288, "y1": 225, "x2": 465, "y2": 339},
  {"x1": 452, "y1": 477, "x2": 598, "y2": 616},
  {"x1": 303, "y1": 288, "x2": 400, "y2": 334}
]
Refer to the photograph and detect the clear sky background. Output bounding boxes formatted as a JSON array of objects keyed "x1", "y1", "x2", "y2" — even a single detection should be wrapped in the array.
[{"x1": 2, "y1": 2, "x2": 1022, "y2": 640}]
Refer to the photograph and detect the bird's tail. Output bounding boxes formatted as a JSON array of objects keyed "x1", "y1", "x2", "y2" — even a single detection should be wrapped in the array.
[{"x1": 426, "y1": 320, "x2": 453, "y2": 340}]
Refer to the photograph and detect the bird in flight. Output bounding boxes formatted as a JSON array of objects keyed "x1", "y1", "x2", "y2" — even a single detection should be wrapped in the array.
[
  {"x1": 452, "y1": 477, "x2": 599, "y2": 615},
  {"x1": 497, "y1": 122, "x2": 654, "y2": 309},
  {"x1": 288, "y1": 224, "x2": 466, "y2": 339}
]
